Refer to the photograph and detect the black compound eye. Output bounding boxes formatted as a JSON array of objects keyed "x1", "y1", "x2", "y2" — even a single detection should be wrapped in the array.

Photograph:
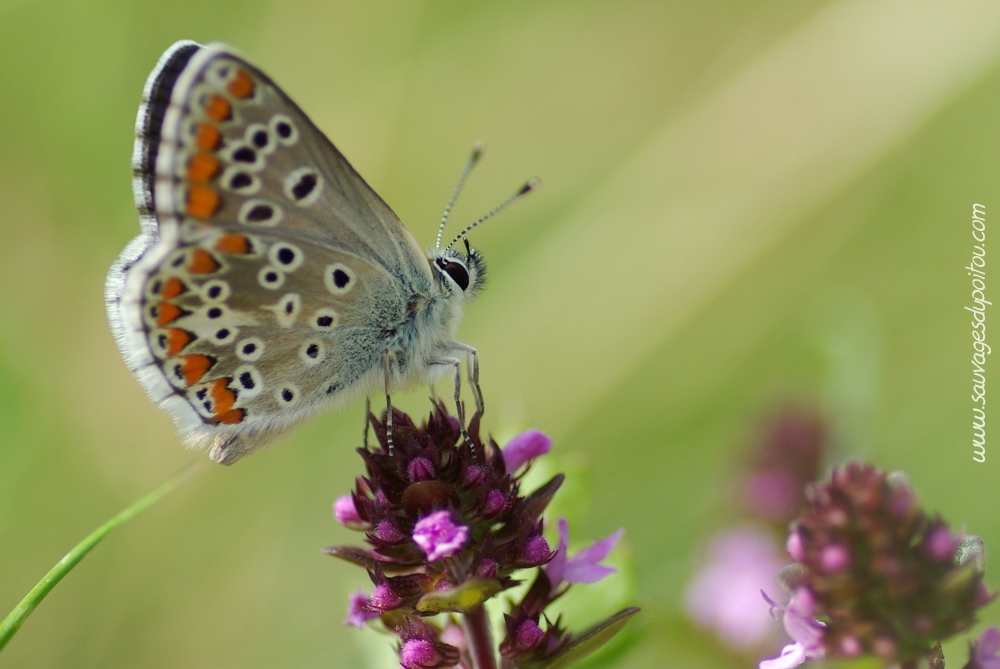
[{"x1": 442, "y1": 261, "x2": 470, "y2": 291}]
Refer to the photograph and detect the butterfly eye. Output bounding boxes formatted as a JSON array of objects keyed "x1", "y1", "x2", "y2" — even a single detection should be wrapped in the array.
[{"x1": 442, "y1": 262, "x2": 470, "y2": 291}]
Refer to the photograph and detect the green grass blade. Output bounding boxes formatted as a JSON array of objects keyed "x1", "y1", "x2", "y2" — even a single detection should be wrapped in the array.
[{"x1": 0, "y1": 461, "x2": 202, "y2": 652}]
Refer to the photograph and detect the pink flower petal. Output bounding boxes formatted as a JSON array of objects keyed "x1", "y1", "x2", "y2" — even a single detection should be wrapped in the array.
[
  {"x1": 412, "y1": 510, "x2": 468, "y2": 561},
  {"x1": 684, "y1": 526, "x2": 787, "y2": 649},
  {"x1": 502, "y1": 430, "x2": 551, "y2": 472},
  {"x1": 545, "y1": 518, "x2": 624, "y2": 586},
  {"x1": 759, "y1": 642, "x2": 807, "y2": 669}
]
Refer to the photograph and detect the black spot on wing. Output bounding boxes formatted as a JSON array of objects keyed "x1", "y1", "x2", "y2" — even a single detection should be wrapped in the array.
[
  {"x1": 291, "y1": 173, "x2": 317, "y2": 200},
  {"x1": 247, "y1": 204, "x2": 274, "y2": 222},
  {"x1": 233, "y1": 147, "x2": 257, "y2": 163}
]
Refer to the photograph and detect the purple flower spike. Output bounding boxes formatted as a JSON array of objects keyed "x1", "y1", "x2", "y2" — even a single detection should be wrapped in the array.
[
  {"x1": 502, "y1": 429, "x2": 552, "y2": 473},
  {"x1": 343, "y1": 590, "x2": 379, "y2": 628},
  {"x1": 413, "y1": 510, "x2": 469, "y2": 562},
  {"x1": 546, "y1": 518, "x2": 623, "y2": 587},
  {"x1": 327, "y1": 404, "x2": 638, "y2": 667},
  {"x1": 334, "y1": 495, "x2": 363, "y2": 526},
  {"x1": 780, "y1": 463, "x2": 990, "y2": 663},
  {"x1": 967, "y1": 627, "x2": 1000, "y2": 669}
]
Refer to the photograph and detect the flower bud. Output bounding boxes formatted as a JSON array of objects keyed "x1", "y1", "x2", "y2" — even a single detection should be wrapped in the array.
[
  {"x1": 334, "y1": 495, "x2": 363, "y2": 526},
  {"x1": 520, "y1": 535, "x2": 552, "y2": 567},
  {"x1": 476, "y1": 558, "x2": 499, "y2": 578},
  {"x1": 460, "y1": 464, "x2": 484, "y2": 487},
  {"x1": 371, "y1": 583, "x2": 403, "y2": 611},
  {"x1": 483, "y1": 490, "x2": 507, "y2": 517},
  {"x1": 408, "y1": 457, "x2": 436, "y2": 483},
  {"x1": 375, "y1": 519, "x2": 404, "y2": 543},
  {"x1": 514, "y1": 619, "x2": 545, "y2": 651},
  {"x1": 400, "y1": 639, "x2": 440, "y2": 669}
]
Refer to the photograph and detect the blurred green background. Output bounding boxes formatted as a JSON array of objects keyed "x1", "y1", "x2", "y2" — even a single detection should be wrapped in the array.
[{"x1": 2, "y1": 1, "x2": 1000, "y2": 667}]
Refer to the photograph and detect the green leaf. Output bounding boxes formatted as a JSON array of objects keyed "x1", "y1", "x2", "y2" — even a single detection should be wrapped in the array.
[
  {"x1": 0, "y1": 462, "x2": 201, "y2": 653},
  {"x1": 415, "y1": 578, "x2": 502, "y2": 613},
  {"x1": 533, "y1": 607, "x2": 640, "y2": 669}
]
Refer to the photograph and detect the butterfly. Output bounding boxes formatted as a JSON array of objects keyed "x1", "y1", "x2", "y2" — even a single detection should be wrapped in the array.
[{"x1": 106, "y1": 41, "x2": 535, "y2": 465}]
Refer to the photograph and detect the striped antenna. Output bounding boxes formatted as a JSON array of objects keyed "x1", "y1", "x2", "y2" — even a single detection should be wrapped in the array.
[
  {"x1": 436, "y1": 143, "x2": 483, "y2": 249},
  {"x1": 445, "y1": 178, "x2": 540, "y2": 251}
]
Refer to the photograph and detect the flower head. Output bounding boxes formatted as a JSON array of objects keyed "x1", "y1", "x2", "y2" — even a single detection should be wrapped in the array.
[
  {"x1": 325, "y1": 403, "x2": 637, "y2": 667},
  {"x1": 742, "y1": 409, "x2": 826, "y2": 524},
  {"x1": 772, "y1": 462, "x2": 991, "y2": 664}
]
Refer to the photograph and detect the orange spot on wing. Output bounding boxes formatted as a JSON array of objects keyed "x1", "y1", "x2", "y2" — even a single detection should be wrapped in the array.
[
  {"x1": 214, "y1": 408, "x2": 246, "y2": 425},
  {"x1": 187, "y1": 153, "x2": 220, "y2": 183},
  {"x1": 204, "y1": 94, "x2": 232, "y2": 122},
  {"x1": 156, "y1": 302, "x2": 185, "y2": 327},
  {"x1": 186, "y1": 184, "x2": 220, "y2": 218},
  {"x1": 165, "y1": 328, "x2": 195, "y2": 356},
  {"x1": 195, "y1": 123, "x2": 221, "y2": 151},
  {"x1": 207, "y1": 378, "x2": 237, "y2": 416},
  {"x1": 160, "y1": 276, "x2": 187, "y2": 299},
  {"x1": 214, "y1": 233, "x2": 252, "y2": 255},
  {"x1": 186, "y1": 248, "x2": 221, "y2": 274},
  {"x1": 179, "y1": 355, "x2": 215, "y2": 386},
  {"x1": 228, "y1": 69, "x2": 254, "y2": 99}
]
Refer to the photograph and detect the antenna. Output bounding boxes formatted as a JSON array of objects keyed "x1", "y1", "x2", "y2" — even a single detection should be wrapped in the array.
[
  {"x1": 445, "y1": 178, "x2": 540, "y2": 251},
  {"x1": 436, "y1": 143, "x2": 483, "y2": 249}
]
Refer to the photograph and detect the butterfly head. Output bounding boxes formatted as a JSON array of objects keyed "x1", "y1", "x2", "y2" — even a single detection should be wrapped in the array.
[{"x1": 431, "y1": 239, "x2": 486, "y2": 302}]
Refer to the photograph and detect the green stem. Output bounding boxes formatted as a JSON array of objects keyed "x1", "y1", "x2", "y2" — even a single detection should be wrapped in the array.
[
  {"x1": 463, "y1": 605, "x2": 497, "y2": 669},
  {"x1": 0, "y1": 461, "x2": 203, "y2": 653}
]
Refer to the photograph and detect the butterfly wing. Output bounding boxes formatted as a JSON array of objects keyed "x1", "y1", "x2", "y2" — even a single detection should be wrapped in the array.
[{"x1": 107, "y1": 41, "x2": 433, "y2": 463}]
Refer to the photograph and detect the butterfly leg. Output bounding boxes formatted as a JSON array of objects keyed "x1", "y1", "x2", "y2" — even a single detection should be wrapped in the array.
[
  {"x1": 430, "y1": 356, "x2": 476, "y2": 453},
  {"x1": 362, "y1": 396, "x2": 371, "y2": 448},
  {"x1": 383, "y1": 354, "x2": 394, "y2": 451},
  {"x1": 452, "y1": 343, "x2": 483, "y2": 416}
]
